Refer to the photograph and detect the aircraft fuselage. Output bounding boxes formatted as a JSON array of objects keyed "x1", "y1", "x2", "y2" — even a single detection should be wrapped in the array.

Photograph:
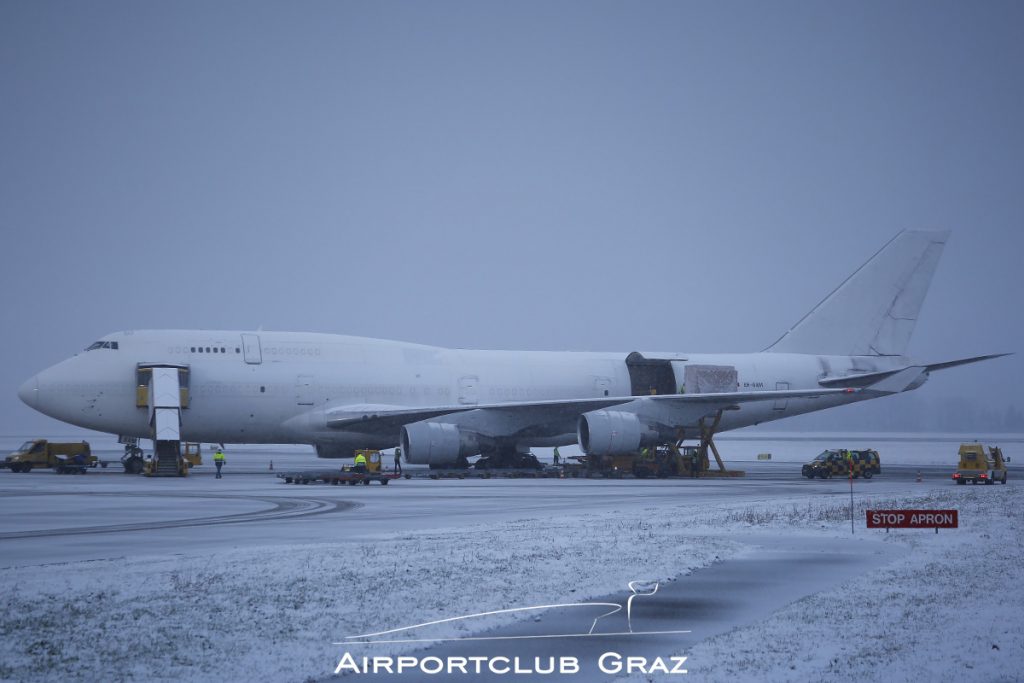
[{"x1": 19, "y1": 329, "x2": 905, "y2": 454}]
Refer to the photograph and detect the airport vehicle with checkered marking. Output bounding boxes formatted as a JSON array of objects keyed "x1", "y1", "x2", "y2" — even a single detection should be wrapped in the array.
[{"x1": 802, "y1": 449, "x2": 881, "y2": 479}]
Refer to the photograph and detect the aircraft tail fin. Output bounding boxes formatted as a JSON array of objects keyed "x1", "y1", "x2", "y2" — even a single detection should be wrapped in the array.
[{"x1": 766, "y1": 230, "x2": 950, "y2": 356}]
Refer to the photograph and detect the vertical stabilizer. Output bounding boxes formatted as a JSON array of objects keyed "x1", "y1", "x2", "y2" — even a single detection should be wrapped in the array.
[{"x1": 766, "y1": 230, "x2": 949, "y2": 356}]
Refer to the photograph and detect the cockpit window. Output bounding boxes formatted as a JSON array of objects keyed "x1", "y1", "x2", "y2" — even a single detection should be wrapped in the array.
[{"x1": 85, "y1": 341, "x2": 119, "y2": 351}]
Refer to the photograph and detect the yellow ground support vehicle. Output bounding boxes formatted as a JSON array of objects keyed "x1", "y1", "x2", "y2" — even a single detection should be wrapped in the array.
[
  {"x1": 183, "y1": 442, "x2": 203, "y2": 468},
  {"x1": 349, "y1": 449, "x2": 383, "y2": 473},
  {"x1": 953, "y1": 444, "x2": 1007, "y2": 485},
  {"x1": 801, "y1": 449, "x2": 881, "y2": 479},
  {"x1": 632, "y1": 446, "x2": 706, "y2": 478},
  {"x1": 4, "y1": 439, "x2": 97, "y2": 473}
]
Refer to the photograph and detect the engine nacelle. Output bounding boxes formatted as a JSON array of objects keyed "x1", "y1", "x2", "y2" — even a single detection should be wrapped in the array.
[
  {"x1": 577, "y1": 410, "x2": 660, "y2": 457},
  {"x1": 401, "y1": 422, "x2": 480, "y2": 466}
]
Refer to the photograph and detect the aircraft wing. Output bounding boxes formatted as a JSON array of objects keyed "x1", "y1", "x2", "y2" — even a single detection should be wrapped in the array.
[{"x1": 324, "y1": 387, "x2": 856, "y2": 437}]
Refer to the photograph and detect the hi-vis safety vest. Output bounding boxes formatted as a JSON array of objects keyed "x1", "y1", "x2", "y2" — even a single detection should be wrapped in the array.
[
  {"x1": 214, "y1": 450, "x2": 225, "y2": 461},
  {"x1": 354, "y1": 454, "x2": 367, "y2": 465}
]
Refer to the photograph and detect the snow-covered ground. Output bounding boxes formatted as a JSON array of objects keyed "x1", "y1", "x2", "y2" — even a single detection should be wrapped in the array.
[
  {"x1": 0, "y1": 504, "x2": 744, "y2": 682},
  {"x1": 1, "y1": 434, "x2": 1021, "y2": 682},
  {"x1": 628, "y1": 485, "x2": 1024, "y2": 682},
  {"x1": 2, "y1": 482, "x2": 1020, "y2": 681}
]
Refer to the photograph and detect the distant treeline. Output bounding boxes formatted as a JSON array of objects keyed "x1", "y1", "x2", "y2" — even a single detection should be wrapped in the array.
[{"x1": 760, "y1": 394, "x2": 1024, "y2": 433}]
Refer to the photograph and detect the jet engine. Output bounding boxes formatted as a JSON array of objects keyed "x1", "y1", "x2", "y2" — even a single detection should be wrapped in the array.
[
  {"x1": 401, "y1": 421, "x2": 480, "y2": 466},
  {"x1": 577, "y1": 410, "x2": 660, "y2": 457}
]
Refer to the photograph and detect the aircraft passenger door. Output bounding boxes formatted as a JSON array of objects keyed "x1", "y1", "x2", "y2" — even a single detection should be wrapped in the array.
[
  {"x1": 241, "y1": 334, "x2": 262, "y2": 364},
  {"x1": 458, "y1": 376, "x2": 479, "y2": 405},
  {"x1": 774, "y1": 381, "x2": 789, "y2": 410}
]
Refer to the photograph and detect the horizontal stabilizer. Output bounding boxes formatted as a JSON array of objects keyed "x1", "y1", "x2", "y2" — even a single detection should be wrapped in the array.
[
  {"x1": 862, "y1": 367, "x2": 927, "y2": 395},
  {"x1": 819, "y1": 353, "x2": 1012, "y2": 389},
  {"x1": 922, "y1": 353, "x2": 1013, "y2": 372}
]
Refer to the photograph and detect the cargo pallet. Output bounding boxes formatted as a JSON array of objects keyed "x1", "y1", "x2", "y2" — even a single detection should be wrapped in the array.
[
  {"x1": 278, "y1": 470, "x2": 401, "y2": 485},
  {"x1": 424, "y1": 467, "x2": 557, "y2": 480}
]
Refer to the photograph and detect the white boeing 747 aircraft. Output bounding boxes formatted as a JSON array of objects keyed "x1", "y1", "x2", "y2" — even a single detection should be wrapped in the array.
[{"x1": 17, "y1": 231, "x2": 1007, "y2": 467}]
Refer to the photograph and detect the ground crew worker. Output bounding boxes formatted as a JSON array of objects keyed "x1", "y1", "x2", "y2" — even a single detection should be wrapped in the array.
[
  {"x1": 690, "y1": 451, "x2": 699, "y2": 478},
  {"x1": 553, "y1": 447, "x2": 560, "y2": 465},
  {"x1": 394, "y1": 447, "x2": 402, "y2": 474},
  {"x1": 354, "y1": 451, "x2": 367, "y2": 473},
  {"x1": 214, "y1": 447, "x2": 225, "y2": 478}
]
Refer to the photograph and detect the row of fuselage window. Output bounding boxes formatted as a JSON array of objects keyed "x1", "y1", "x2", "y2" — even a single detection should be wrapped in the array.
[{"x1": 191, "y1": 346, "x2": 240, "y2": 355}]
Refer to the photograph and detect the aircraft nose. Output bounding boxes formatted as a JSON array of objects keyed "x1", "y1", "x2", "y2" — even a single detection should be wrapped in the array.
[{"x1": 18, "y1": 375, "x2": 38, "y2": 408}]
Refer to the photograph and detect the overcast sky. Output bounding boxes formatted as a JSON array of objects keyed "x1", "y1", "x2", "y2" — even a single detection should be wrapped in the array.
[{"x1": 1, "y1": 1, "x2": 1021, "y2": 436}]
